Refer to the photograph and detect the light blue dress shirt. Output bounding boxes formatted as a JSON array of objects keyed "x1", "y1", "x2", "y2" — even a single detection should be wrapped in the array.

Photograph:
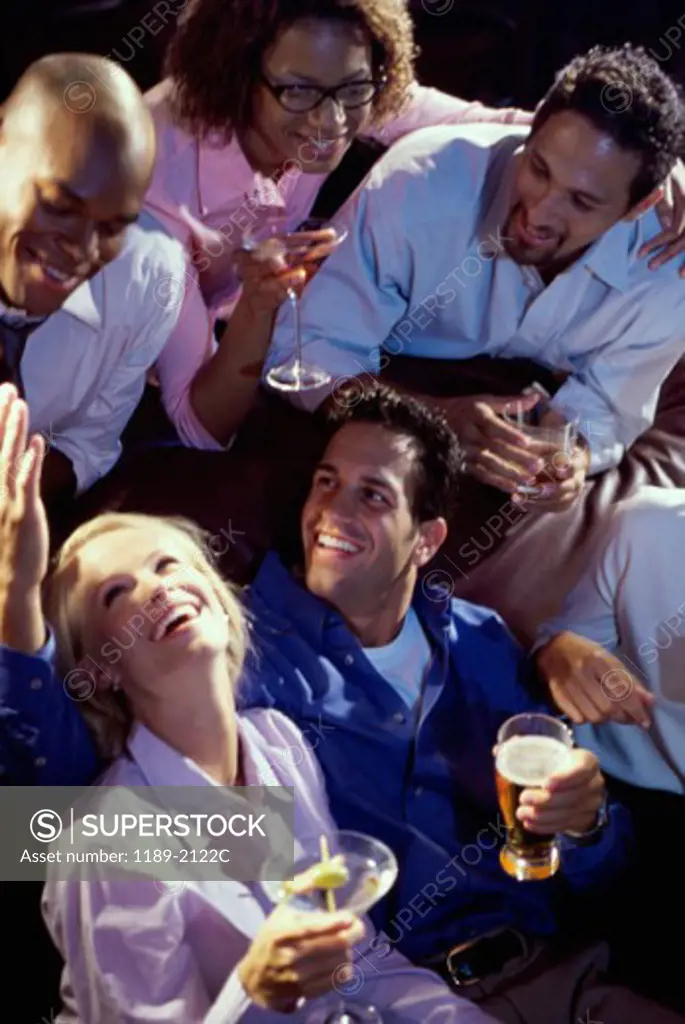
[{"x1": 267, "y1": 123, "x2": 685, "y2": 473}]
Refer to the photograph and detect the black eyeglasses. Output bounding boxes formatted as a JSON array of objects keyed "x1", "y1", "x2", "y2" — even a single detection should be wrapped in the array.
[{"x1": 259, "y1": 73, "x2": 384, "y2": 113}]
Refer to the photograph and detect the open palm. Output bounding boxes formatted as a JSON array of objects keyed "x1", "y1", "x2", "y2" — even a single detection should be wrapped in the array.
[{"x1": 0, "y1": 386, "x2": 49, "y2": 595}]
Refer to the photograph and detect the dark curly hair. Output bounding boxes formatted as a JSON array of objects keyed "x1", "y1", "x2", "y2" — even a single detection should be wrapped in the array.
[
  {"x1": 324, "y1": 383, "x2": 462, "y2": 522},
  {"x1": 165, "y1": 0, "x2": 416, "y2": 141},
  {"x1": 532, "y1": 44, "x2": 685, "y2": 206}
]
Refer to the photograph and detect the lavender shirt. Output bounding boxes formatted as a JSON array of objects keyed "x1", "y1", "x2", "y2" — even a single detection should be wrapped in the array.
[
  {"x1": 143, "y1": 78, "x2": 528, "y2": 449},
  {"x1": 42, "y1": 708, "x2": 496, "y2": 1023}
]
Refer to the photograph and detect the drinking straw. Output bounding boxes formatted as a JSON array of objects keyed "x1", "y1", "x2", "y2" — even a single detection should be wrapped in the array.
[{"x1": 320, "y1": 835, "x2": 336, "y2": 913}]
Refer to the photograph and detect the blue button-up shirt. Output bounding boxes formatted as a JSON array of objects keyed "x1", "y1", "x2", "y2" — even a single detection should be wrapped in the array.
[
  {"x1": 242, "y1": 552, "x2": 631, "y2": 962},
  {"x1": 0, "y1": 553, "x2": 630, "y2": 962},
  {"x1": 0, "y1": 632, "x2": 98, "y2": 785}
]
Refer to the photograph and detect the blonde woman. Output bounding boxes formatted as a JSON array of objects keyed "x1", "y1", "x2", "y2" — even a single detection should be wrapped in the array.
[{"x1": 0, "y1": 384, "x2": 496, "y2": 1023}]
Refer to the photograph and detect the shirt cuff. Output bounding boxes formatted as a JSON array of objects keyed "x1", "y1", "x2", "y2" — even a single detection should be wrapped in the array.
[
  {"x1": 0, "y1": 626, "x2": 55, "y2": 666},
  {"x1": 564, "y1": 795, "x2": 610, "y2": 844},
  {"x1": 52, "y1": 436, "x2": 113, "y2": 495}
]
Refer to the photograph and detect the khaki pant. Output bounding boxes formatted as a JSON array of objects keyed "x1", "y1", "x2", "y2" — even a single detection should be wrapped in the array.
[{"x1": 460, "y1": 940, "x2": 685, "y2": 1024}]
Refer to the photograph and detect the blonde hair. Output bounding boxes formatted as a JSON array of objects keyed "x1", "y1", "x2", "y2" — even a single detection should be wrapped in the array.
[{"x1": 45, "y1": 513, "x2": 248, "y2": 762}]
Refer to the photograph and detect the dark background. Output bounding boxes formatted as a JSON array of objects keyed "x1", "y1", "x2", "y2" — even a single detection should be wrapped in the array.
[
  {"x1": 3, "y1": 1, "x2": 685, "y2": 1021},
  {"x1": 3, "y1": 1, "x2": 685, "y2": 107}
]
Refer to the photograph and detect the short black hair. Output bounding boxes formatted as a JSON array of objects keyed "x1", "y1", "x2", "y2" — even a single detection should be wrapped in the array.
[
  {"x1": 532, "y1": 43, "x2": 685, "y2": 206},
  {"x1": 324, "y1": 383, "x2": 462, "y2": 522}
]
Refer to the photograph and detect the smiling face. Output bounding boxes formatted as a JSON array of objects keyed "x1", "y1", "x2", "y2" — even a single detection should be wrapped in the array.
[
  {"x1": 244, "y1": 16, "x2": 376, "y2": 174},
  {"x1": 67, "y1": 523, "x2": 232, "y2": 699},
  {"x1": 302, "y1": 422, "x2": 444, "y2": 631},
  {"x1": 0, "y1": 97, "x2": 150, "y2": 316},
  {"x1": 503, "y1": 110, "x2": 644, "y2": 274}
]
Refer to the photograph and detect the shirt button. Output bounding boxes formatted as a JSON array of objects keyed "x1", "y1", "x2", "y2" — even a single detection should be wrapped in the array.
[
  {"x1": 30, "y1": 677, "x2": 43, "y2": 690},
  {"x1": 391, "y1": 712, "x2": 406, "y2": 724},
  {"x1": 413, "y1": 786, "x2": 424, "y2": 797},
  {"x1": 344, "y1": 654, "x2": 354, "y2": 666},
  {"x1": 34, "y1": 757, "x2": 46, "y2": 768}
]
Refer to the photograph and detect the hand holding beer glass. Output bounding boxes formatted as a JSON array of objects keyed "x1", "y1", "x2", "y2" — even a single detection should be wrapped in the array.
[{"x1": 495, "y1": 713, "x2": 575, "y2": 881}]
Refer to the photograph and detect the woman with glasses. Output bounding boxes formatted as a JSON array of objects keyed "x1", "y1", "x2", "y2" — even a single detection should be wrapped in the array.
[{"x1": 145, "y1": 0, "x2": 530, "y2": 451}]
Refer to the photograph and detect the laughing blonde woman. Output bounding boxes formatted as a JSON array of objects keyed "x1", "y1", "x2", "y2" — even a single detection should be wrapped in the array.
[{"x1": 0, "y1": 384, "x2": 496, "y2": 1022}]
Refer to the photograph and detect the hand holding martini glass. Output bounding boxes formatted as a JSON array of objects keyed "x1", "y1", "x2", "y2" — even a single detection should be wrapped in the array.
[
  {"x1": 262, "y1": 830, "x2": 398, "y2": 1023},
  {"x1": 242, "y1": 217, "x2": 348, "y2": 392}
]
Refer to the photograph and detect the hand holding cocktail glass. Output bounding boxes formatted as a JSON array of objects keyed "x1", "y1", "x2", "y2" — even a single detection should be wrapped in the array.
[
  {"x1": 261, "y1": 830, "x2": 398, "y2": 1022},
  {"x1": 236, "y1": 899, "x2": 365, "y2": 1013},
  {"x1": 446, "y1": 390, "x2": 584, "y2": 507},
  {"x1": 241, "y1": 217, "x2": 349, "y2": 392},
  {"x1": 501, "y1": 389, "x2": 586, "y2": 511},
  {"x1": 495, "y1": 713, "x2": 606, "y2": 882}
]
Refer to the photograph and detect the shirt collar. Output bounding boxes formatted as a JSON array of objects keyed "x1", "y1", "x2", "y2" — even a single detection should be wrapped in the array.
[
  {"x1": 0, "y1": 298, "x2": 45, "y2": 326},
  {"x1": 0, "y1": 274, "x2": 101, "y2": 330},
  {"x1": 198, "y1": 130, "x2": 288, "y2": 218},
  {"x1": 58, "y1": 276, "x2": 102, "y2": 329},
  {"x1": 251, "y1": 550, "x2": 334, "y2": 647},
  {"x1": 125, "y1": 718, "x2": 277, "y2": 787},
  {"x1": 478, "y1": 141, "x2": 644, "y2": 293},
  {"x1": 251, "y1": 550, "x2": 453, "y2": 650},
  {"x1": 581, "y1": 215, "x2": 644, "y2": 292}
]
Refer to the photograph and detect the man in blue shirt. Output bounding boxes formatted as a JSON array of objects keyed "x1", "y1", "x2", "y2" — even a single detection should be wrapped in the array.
[
  {"x1": 233, "y1": 385, "x2": 675, "y2": 1021},
  {"x1": 234, "y1": 384, "x2": 685, "y2": 1021},
  {"x1": 2, "y1": 380, "x2": 681, "y2": 1020}
]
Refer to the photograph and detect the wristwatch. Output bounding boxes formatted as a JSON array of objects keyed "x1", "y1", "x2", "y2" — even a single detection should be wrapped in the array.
[{"x1": 564, "y1": 795, "x2": 609, "y2": 844}]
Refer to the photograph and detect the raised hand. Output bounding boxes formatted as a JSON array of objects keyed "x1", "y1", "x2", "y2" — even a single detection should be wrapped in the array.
[{"x1": 0, "y1": 384, "x2": 49, "y2": 652}]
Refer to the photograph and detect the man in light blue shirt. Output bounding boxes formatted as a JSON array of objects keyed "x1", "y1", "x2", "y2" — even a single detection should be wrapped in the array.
[{"x1": 267, "y1": 44, "x2": 685, "y2": 513}]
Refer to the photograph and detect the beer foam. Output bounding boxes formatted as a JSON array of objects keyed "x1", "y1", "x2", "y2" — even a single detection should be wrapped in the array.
[{"x1": 496, "y1": 734, "x2": 572, "y2": 787}]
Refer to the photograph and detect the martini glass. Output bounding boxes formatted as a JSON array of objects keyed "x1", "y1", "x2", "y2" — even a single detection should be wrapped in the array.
[
  {"x1": 262, "y1": 830, "x2": 398, "y2": 1023},
  {"x1": 243, "y1": 217, "x2": 348, "y2": 393}
]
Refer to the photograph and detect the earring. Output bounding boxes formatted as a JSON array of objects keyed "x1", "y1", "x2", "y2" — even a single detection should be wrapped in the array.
[{"x1": 111, "y1": 676, "x2": 121, "y2": 692}]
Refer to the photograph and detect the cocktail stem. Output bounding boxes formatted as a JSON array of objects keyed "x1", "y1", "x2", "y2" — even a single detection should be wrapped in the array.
[{"x1": 288, "y1": 286, "x2": 302, "y2": 386}]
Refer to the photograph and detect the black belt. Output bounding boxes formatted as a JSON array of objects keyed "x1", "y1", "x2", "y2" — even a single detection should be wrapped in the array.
[{"x1": 425, "y1": 928, "x2": 530, "y2": 988}]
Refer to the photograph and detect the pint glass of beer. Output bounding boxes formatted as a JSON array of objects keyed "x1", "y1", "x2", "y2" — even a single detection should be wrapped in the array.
[{"x1": 495, "y1": 713, "x2": 574, "y2": 881}]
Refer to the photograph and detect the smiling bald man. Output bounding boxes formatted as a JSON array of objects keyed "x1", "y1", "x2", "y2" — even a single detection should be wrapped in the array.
[{"x1": 0, "y1": 53, "x2": 186, "y2": 501}]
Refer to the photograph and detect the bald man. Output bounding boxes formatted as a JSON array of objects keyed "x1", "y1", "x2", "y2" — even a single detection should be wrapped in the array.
[{"x1": 0, "y1": 53, "x2": 185, "y2": 500}]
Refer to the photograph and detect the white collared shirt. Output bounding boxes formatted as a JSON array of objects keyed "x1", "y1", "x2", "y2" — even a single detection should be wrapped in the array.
[
  {"x1": 19, "y1": 210, "x2": 186, "y2": 492},
  {"x1": 267, "y1": 123, "x2": 685, "y2": 473},
  {"x1": 538, "y1": 487, "x2": 685, "y2": 793}
]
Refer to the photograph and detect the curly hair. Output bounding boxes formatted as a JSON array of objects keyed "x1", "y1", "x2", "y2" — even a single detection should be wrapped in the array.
[
  {"x1": 324, "y1": 383, "x2": 463, "y2": 523},
  {"x1": 532, "y1": 44, "x2": 685, "y2": 206},
  {"x1": 165, "y1": 0, "x2": 416, "y2": 140}
]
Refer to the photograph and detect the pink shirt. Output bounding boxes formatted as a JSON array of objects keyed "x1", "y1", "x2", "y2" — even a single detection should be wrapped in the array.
[
  {"x1": 144, "y1": 78, "x2": 529, "y2": 449},
  {"x1": 42, "y1": 708, "x2": 496, "y2": 1023}
]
